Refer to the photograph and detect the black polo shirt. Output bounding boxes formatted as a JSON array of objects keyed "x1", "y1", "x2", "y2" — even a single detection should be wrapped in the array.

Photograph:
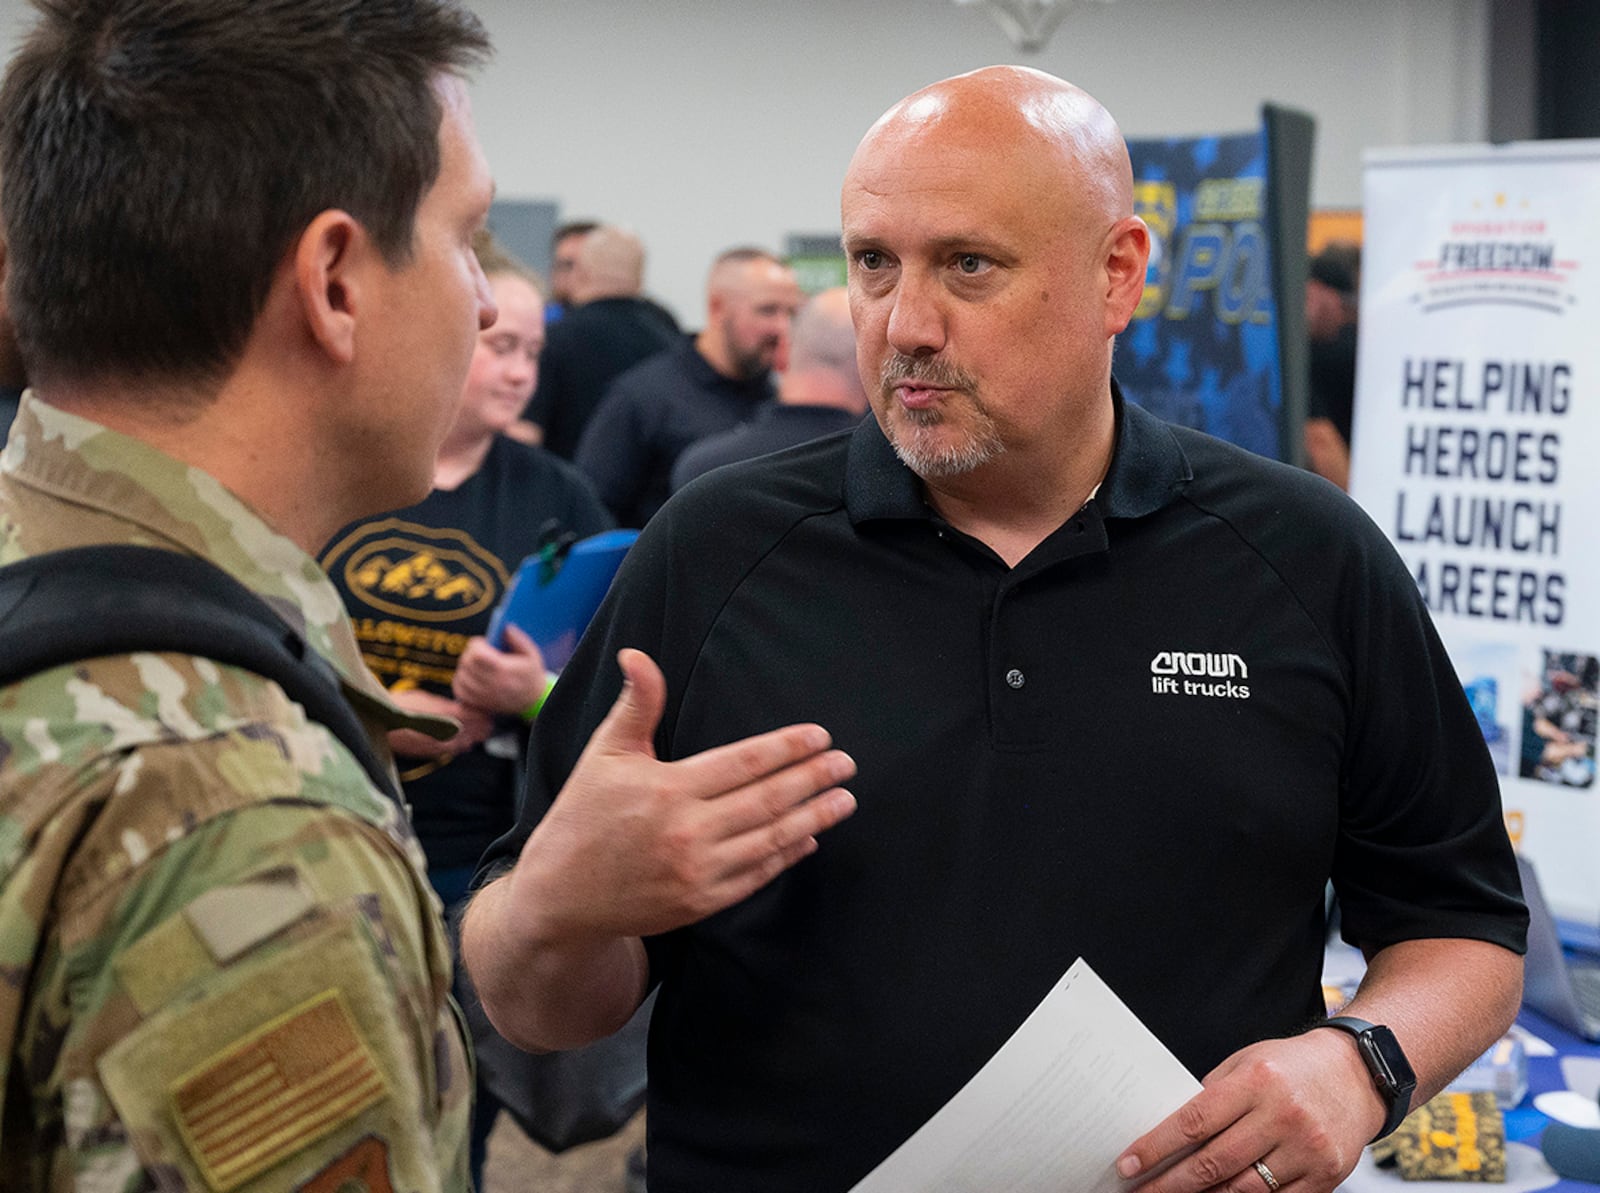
[
  {"x1": 669, "y1": 402, "x2": 865, "y2": 491},
  {"x1": 574, "y1": 336, "x2": 776, "y2": 527},
  {"x1": 487, "y1": 384, "x2": 1526, "y2": 1192},
  {"x1": 525, "y1": 296, "x2": 679, "y2": 459}
]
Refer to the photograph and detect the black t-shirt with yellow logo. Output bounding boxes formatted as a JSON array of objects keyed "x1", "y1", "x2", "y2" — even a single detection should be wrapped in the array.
[{"x1": 322, "y1": 436, "x2": 611, "y2": 868}]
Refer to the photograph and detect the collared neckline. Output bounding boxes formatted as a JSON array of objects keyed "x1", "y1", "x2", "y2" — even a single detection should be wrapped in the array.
[
  {"x1": 2, "y1": 392, "x2": 452, "y2": 737},
  {"x1": 675, "y1": 334, "x2": 776, "y2": 400},
  {"x1": 845, "y1": 377, "x2": 1191, "y2": 527}
]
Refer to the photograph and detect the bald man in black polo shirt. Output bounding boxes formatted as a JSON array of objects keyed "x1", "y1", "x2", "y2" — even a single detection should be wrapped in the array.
[{"x1": 465, "y1": 67, "x2": 1526, "y2": 1193}]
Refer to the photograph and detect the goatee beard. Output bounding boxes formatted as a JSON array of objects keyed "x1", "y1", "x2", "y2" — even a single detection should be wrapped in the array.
[{"x1": 878, "y1": 354, "x2": 1004, "y2": 479}]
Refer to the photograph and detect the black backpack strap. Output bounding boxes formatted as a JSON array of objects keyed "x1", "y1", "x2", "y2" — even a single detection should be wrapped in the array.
[{"x1": 0, "y1": 544, "x2": 401, "y2": 804}]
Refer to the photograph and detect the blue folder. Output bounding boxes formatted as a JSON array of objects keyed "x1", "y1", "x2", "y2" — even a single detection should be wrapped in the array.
[{"x1": 487, "y1": 528, "x2": 639, "y2": 671}]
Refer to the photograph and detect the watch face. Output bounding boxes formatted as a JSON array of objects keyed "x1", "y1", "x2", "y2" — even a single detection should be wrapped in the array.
[{"x1": 1363, "y1": 1024, "x2": 1417, "y2": 1091}]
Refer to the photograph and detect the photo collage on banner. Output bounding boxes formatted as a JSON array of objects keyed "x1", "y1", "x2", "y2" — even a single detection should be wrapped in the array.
[{"x1": 1351, "y1": 142, "x2": 1600, "y2": 926}]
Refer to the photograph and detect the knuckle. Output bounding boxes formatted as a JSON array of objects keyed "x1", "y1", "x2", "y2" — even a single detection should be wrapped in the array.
[
  {"x1": 733, "y1": 736, "x2": 785, "y2": 784},
  {"x1": 766, "y1": 818, "x2": 799, "y2": 856},
  {"x1": 759, "y1": 782, "x2": 790, "y2": 823},
  {"x1": 1312, "y1": 1150, "x2": 1347, "y2": 1185},
  {"x1": 1187, "y1": 1149, "x2": 1227, "y2": 1186},
  {"x1": 1242, "y1": 1057, "x2": 1281, "y2": 1091},
  {"x1": 754, "y1": 850, "x2": 788, "y2": 885},
  {"x1": 1303, "y1": 1132, "x2": 1348, "y2": 1182},
  {"x1": 658, "y1": 823, "x2": 699, "y2": 870},
  {"x1": 1175, "y1": 1100, "x2": 1211, "y2": 1143}
]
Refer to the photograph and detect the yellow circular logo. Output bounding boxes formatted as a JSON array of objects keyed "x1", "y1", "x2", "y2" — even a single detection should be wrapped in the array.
[{"x1": 323, "y1": 519, "x2": 508, "y2": 623}]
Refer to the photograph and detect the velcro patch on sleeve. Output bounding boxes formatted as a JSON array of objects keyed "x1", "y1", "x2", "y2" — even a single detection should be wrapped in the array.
[
  {"x1": 295, "y1": 1136, "x2": 394, "y2": 1193},
  {"x1": 184, "y1": 865, "x2": 317, "y2": 964},
  {"x1": 170, "y1": 991, "x2": 387, "y2": 1192}
]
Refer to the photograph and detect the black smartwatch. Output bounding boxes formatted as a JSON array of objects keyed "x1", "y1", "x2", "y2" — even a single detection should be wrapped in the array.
[{"x1": 1314, "y1": 1016, "x2": 1418, "y2": 1142}]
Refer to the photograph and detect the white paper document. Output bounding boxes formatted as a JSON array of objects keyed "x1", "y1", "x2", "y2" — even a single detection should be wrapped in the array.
[{"x1": 849, "y1": 958, "x2": 1202, "y2": 1193}]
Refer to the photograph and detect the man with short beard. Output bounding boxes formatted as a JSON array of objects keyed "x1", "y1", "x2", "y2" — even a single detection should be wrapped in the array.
[
  {"x1": 466, "y1": 67, "x2": 1526, "y2": 1193},
  {"x1": 574, "y1": 247, "x2": 802, "y2": 526}
]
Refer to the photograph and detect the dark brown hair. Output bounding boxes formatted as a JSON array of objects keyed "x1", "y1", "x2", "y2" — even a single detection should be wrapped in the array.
[{"x1": 0, "y1": 0, "x2": 490, "y2": 390}]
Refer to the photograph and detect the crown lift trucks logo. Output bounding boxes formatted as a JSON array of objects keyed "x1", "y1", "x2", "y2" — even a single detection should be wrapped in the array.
[{"x1": 1150, "y1": 651, "x2": 1250, "y2": 699}]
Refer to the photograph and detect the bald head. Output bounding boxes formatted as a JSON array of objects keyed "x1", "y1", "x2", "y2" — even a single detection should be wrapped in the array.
[
  {"x1": 781, "y1": 288, "x2": 867, "y2": 415},
  {"x1": 571, "y1": 225, "x2": 645, "y2": 303},
  {"x1": 838, "y1": 67, "x2": 1149, "y2": 493},
  {"x1": 849, "y1": 65, "x2": 1133, "y2": 226}
]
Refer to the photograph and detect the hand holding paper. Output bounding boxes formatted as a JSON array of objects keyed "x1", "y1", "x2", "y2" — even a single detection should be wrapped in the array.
[
  {"x1": 849, "y1": 959, "x2": 1200, "y2": 1193},
  {"x1": 1117, "y1": 1027, "x2": 1381, "y2": 1193}
]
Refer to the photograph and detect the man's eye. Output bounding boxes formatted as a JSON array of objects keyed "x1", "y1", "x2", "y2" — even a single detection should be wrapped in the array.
[
  {"x1": 857, "y1": 250, "x2": 884, "y2": 270},
  {"x1": 956, "y1": 254, "x2": 986, "y2": 275}
]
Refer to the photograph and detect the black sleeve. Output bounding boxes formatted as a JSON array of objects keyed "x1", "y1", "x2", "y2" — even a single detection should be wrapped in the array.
[{"x1": 1324, "y1": 503, "x2": 1528, "y2": 956}]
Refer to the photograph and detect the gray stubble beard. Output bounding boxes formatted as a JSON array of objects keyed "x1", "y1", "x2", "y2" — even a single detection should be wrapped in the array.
[{"x1": 878, "y1": 353, "x2": 1005, "y2": 479}]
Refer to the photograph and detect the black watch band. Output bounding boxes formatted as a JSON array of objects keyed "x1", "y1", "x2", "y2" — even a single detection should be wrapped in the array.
[{"x1": 1313, "y1": 1016, "x2": 1418, "y2": 1142}]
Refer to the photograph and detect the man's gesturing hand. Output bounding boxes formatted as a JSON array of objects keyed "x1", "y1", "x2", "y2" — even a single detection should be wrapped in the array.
[{"x1": 511, "y1": 648, "x2": 859, "y2": 946}]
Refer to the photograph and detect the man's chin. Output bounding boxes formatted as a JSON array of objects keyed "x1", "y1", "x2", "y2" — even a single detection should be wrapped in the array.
[{"x1": 886, "y1": 424, "x2": 1002, "y2": 480}]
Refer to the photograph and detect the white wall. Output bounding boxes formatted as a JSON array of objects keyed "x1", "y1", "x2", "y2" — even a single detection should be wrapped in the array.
[
  {"x1": 0, "y1": 0, "x2": 1492, "y2": 322},
  {"x1": 468, "y1": 0, "x2": 1489, "y2": 321}
]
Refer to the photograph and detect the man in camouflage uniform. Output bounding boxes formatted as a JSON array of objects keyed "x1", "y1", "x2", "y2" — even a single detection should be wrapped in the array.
[{"x1": 0, "y1": 1, "x2": 495, "y2": 1188}]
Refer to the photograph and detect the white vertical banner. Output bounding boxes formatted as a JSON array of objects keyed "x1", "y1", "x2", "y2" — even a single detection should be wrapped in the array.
[{"x1": 1351, "y1": 142, "x2": 1600, "y2": 926}]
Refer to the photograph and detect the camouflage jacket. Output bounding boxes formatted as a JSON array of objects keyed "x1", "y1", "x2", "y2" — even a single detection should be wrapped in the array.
[{"x1": 0, "y1": 395, "x2": 471, "y2": 1192}]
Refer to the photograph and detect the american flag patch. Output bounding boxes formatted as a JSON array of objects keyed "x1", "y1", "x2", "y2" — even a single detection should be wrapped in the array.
[{"x1": 169, "y1": 990, "x2": 388, "y2": 1191}]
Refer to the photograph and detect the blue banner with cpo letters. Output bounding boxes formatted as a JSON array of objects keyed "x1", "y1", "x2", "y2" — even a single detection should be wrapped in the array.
[{"x1": 1121, "y1": 122, "x2": 1290, "y2": 462}]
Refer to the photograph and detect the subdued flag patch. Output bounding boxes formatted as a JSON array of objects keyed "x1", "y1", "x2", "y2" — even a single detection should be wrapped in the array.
[{"x1": 170, "y1": 990, "x2": 387, "y2": 1191}]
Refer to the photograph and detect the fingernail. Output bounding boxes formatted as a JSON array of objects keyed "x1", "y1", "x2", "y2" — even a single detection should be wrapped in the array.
[{"x1": 1117, "y1": 1155, "x2": 1140, "y2": 1179}]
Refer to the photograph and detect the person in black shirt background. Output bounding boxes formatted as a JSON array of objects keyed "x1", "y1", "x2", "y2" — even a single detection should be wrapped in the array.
[{"x1": 670, "y1": 286, "x2": 866, "y2": 491}]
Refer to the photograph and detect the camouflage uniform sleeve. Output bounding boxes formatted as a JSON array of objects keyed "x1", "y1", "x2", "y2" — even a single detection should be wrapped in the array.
[{"x1": 1, "y1": 656, "x2": 472, "y2": 1192}]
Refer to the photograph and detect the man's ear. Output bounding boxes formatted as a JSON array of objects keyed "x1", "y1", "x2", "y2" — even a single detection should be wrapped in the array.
[
  {"x1": 293, "y1": 210, "x2": 371, "y2": 365},
  {"x1": 1101, "y1": 216, "x2": 1151, "y2": 336}
]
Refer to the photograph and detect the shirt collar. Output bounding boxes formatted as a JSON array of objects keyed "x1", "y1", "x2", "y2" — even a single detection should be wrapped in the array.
[
  {"x1": 845, "y1": 377, "x2": 1192, "y2": 526},
  {"x1": 677, "y1": 334, "x2": 776, "y2": 399},
  {"x1": 2, "y1": 392, "x2": 447, "y2": 733}
]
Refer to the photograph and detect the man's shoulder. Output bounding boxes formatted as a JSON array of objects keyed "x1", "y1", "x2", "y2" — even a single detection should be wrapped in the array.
[
  {"x1": 1159, "y1": 421, "x2": 1408, "y2": 600},
  {"x1": 0, "y1": 653, "x2": 403, "y2": 884},
  {"x1": 1, "y1": 745, "x2": 467, "y2": 1189},
  {"x1": 669, "y1": 423, "x2": 751, "y2": 488},
  {"x1": 605, "y1": 337, "x2": 697, "y2": 393},
  {"x1": 555, "y1": 299, "x2": 673, "y2": 347},
  {"x1": 662, "y1": 427, "x2": 851, "y2": 530},
  {"x1": 1167, "y1": 422, "x2": 1371, "y2": 529},
  {"x1": 673, "y1": 414, "x2": 856, "y2": 491}
]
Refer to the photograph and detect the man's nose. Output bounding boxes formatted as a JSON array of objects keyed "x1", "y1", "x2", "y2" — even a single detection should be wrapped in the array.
[{"x1": 885, "y1": 271, "x2": 946, "y2": 357}]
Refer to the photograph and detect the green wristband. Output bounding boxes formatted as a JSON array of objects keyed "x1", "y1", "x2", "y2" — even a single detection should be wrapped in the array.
[{"x1": 521, "y1": 673, "x2": 559, "y2": 722}]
